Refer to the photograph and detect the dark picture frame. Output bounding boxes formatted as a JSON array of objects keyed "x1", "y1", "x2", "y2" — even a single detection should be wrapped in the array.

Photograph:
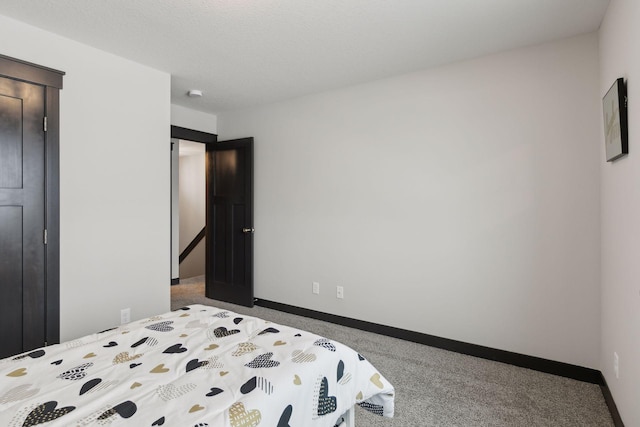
[{"x1": 603, "y1": 78, "x2": 628, "y2": 162}]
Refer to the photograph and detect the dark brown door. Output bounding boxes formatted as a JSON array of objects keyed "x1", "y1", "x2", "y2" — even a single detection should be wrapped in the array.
[
  {"x1": 205, "y1": 138, "x2": 254, "y2": 307},
  {"x1": 0, "y1": 76, "x2": 46, "y2": 358}
]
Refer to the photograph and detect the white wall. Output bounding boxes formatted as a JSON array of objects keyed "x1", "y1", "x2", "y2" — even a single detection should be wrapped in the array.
[
  {"x1": 219, "y1": 33, "x2": 602, "y2": 368},
  {"x1": 171, "y1": 104, "x2": 217, "y2": 134},
  {"x1": 0, "y1": 14, "x2": 171, "y2": 341},
  {"x1": 178, "y1": 147, "x2": 206, "y2": 278},
  {"x1": 599, "y1": 1, "x2": 640, "y2": 425}
]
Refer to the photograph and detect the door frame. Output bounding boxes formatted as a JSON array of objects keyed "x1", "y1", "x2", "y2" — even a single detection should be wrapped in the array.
[
  {"x1": 170, "y1": 125, "x2": 217, "y2": 284},
  {"x1": 0, "y1": 54, "x2": 63, "y2": 345}
]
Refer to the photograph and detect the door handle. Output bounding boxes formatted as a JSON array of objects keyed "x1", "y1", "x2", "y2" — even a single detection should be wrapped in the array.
[{"x1": 242, "y1": 228, "x2": 255, "y2": 234}]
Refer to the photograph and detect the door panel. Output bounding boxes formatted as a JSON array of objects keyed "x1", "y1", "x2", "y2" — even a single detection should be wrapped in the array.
[
  {"x1": 0, "y1": 207, "x2": 23, "y2": 353},
  {"x1": 0, "y1": 76, "x2": 46, "y2": 358},
  {"x1": 0, "y1": 94, "x2": 22, "y2": 188},
  {"x1": 206, "y1": 138, "x2": 254, "y2": 307}
]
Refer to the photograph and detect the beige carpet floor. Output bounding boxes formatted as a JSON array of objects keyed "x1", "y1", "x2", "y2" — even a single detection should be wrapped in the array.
[{"x1": 172, "y1": 276, "x2": 614, "y2": 427}]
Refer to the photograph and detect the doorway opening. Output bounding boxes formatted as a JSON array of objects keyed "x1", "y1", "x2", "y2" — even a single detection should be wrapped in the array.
[
  {"x1": 170, "y1": 126, "x2": 215, "y2": 287},
  {"x1": 174, "y1": 139, "x2": 206, "y2": 282},
  {"x1": 170, "y1": 126, "x2": 255, "y2": 308}
]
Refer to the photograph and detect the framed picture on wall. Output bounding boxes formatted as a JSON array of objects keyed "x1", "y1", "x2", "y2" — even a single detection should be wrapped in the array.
[{"x1": 602, "y1": 78, "x2": 628, "y2": 162}]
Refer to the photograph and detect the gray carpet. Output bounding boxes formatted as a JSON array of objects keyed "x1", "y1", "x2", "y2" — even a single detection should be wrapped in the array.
[{"x1": 172, "y1": 277, "x2": 614, "y2": 427}]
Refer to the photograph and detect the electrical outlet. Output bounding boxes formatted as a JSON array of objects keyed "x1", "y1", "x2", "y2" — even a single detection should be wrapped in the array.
[
  {"x1": 614, "y1": 352, "x2": 619, "y2": 379},
  {"x1": 120, "y1": 308, "x2": 131, "y2": 325},
  {"x1": 336, "y1": 286, "x2": 344, "y2": 299},
  {"x1": 312, "y1": 281, "x2": 320, "y2": 295}
]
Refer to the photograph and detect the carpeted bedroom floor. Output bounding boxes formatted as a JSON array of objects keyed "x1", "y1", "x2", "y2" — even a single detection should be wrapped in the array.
[{"x1": 171, "y1": 276, "x2": 614, "y2": 427}]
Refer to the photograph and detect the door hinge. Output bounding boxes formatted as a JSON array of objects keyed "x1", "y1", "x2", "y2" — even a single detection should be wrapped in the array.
[
  {"x1": 43, "y1": 229, "x2": 48, "y2": 245},
  {"x1": 43, "y1": 117, "x2": 48, "y2": 132}
]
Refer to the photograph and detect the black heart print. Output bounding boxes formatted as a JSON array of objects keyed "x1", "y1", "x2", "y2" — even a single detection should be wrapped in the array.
[
  {"x1": 23, "y1": 401, "x2": 75, "y2": 427},
  {"x1": 317, "y1": 377, "x2": 337, "y2": 416},
  {"x1": 277, "y1": 405, "x2": 293, "y2": 427},
  {"x1": 163, "y1": 344, "x2": 187, "y2": 354}
]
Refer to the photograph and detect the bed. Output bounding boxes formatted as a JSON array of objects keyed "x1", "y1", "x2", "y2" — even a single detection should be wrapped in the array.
[{"x1": 0, "y1": 304, "x2": 394, "y2": 426}]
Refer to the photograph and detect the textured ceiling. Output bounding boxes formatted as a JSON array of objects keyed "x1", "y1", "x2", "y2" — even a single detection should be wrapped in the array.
[{"x1": 0, "y1": 0, "x2": 609, "y2": 114}]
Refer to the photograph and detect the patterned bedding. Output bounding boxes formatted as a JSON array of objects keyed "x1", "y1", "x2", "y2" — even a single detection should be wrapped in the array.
[{"x1": 0, "y1": 304, "x2": 394, "y2": 426}]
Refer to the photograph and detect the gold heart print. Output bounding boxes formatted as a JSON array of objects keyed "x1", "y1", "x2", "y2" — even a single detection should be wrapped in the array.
[
  {"x1": 7, "y1": 368, "x2": 27, "y2": 377},
  {"x1": 189, "y1": 404, "x2": 205, "y2": 413},
  {"x1": 151, "y1": 364, "x2": 170, "y2": 373},
  {"x1": 292, "y1": 350, "x2": 316, "y2": 363},
  {"x1": 112, "y1": 352, "x2": 142, "y2": 365},
  {"x1": 232, "y1": 342, "x2": 257, "y2": 357},
  {"x1": 293, "y1": 375, "x2": 301, "y2": 385},
  {"x1": 229, "y1": 402, "x2": 261, "y2": 427},
  {"x1": 370, "y1": 373, "x2": 384, "y2": 389}
]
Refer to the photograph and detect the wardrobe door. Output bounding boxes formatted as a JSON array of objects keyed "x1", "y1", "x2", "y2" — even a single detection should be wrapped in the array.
[{"x1": 0, "y1": 75, "x2": 46, "y2": 358}]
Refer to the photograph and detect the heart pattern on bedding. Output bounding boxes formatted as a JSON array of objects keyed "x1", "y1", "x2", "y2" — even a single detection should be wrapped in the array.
[
  {"x1": 0, "y1": 384, "x2": 39, "y2": 404},
  {"x1": 229, "y1": 402, "x2": 261, "y2": 427},
  {"x1": 96, "y1": 400, "x2": 137, "y2": 420},
  {"x1": 232, "y1": 342, "x2": 257, "y2": 356},
  {"x1": 245, "y1": 353, "x2": 280, "y2": 369},
  {"x1": 79, "y1": 378, "x2": 102, "y2": 395},
  {"x1": 186, "y1": 359, "x2": 209, "y2": 372},
  {"x1": 156, "y1": 383, "x2": 197, "y2": 401},
  {"x1": 23, "y1": 401, "x2": 75, "y2": 427},
  {"x1": 163, "y1": 344, "x2": 187, "y2": 354},
  {"x1": 211, "y1": 327, "x2": 240, "y2": 339},
  {"x1": 316, "y1": 377, "x2": 337, "y2": 416},
  {"x1": 57, "y1": 363, "x2": 93, "y2": 380},
  {"x1": 6, "y1": 368, "x2": 27, "y2": 377},
  {"x1": 213, "y1": 312, "x2": 230, "y2": 318},
  {"x1": 277, "y1": 405, "x2": 293, "y2": 427},
  {"x1": 12, "y1": 349, "x2": 45, "y2": 360},
  {"x1": 131, "y1": 337, "x2": 158, "y2": 348},
  {"x1": 292, "y1": 350, "x2": 316, "y2": 363},
  {"x1": 145, "y1": 321, "x2": 174, "y2": 332},
  {"x1": 313, "y1": 339, "x2": 336, "y2": 352},
  {"x1": 358, "y1": 401, "x2": 385, "y2": 416},
  {"x1": 206, "y1": 387, "x2": 224, "y2": 397},
  {"x1": 113, "y1": 352, "x2": 143, "y2": 364},
  {"x1": 370, "y1": 373, "x2": 384, "y2": 389},
  {"x1": 240, "y1": 376, "x2": 273, "y2": 395},
  {"x1": 0, "y1": 304, "x2": 395, "y2": 426},
  {"x1": 189, "y1": 404, "x2": 205, "y2": 413},
  {"x1": 150, "y1": 364, "x2": 169, "y2": 374}
]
